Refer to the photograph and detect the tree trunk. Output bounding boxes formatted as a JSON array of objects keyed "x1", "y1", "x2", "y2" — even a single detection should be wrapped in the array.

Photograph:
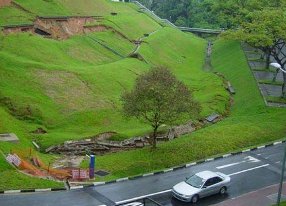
[
  {"x1": 265, "y1": 51, "x2": 271, "y2": 70},
  {"x1": 282, "y1": 72, "x2": 286, "y2": 98},
  {"x1": 152, "y1": 126, "x2": 158, "y2": 149}
]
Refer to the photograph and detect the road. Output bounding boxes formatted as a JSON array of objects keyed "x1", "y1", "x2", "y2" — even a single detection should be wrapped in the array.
[{"x1": 0, "y1": 143, "x2": 285, "y2": 206}]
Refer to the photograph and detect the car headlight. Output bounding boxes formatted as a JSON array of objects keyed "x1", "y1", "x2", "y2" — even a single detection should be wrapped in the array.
[{"x1": 182, "y1": 194, "x2": 192, "y2": 198}]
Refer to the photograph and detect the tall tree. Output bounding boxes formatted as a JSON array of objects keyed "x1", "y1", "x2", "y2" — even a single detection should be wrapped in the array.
[
  {"x1": 121, "y1": 67, "x2": 200, "y2": 149},
  {"x1": 222, "y1": 9, "x2": 286, "y2": 97}
]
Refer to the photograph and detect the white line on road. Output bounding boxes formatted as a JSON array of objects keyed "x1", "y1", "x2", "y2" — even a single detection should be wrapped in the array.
[
  {"x1": 115, "y1": 189, "x2": 172, "y2": 205},
  {"x1": 227, "y1": 164, "x2": 269, "y2": 176},
  {"x1": 217, "y1": 161, "x2": 246, "y2": 169},
  {"x1": 216, "y1": 156, "x2": 260, "y2": 169}
]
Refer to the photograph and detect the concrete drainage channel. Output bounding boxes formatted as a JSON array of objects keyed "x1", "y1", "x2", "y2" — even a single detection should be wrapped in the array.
[{"x1": 0, "y1": 139, "x2": 284, "y2": 195}]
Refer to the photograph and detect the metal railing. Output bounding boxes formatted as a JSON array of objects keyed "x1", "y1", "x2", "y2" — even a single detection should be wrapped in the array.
[
  {"x1": 131, "y1": 1, "x2": 176, "y2": 28},
  {"x1": 131, "y1": 1, "x2": 224, "y2": 34},
  {"x1": 179, "y1": 27, "x2": 223, "y2": 34}
]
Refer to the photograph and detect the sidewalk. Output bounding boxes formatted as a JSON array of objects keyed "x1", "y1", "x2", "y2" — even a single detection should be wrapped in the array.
[{"x1": 212, "y1": 183, "x2": 286, "y2": 206}]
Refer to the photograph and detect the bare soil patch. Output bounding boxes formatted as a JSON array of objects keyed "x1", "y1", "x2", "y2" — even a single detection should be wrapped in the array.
[
  {"x1": 0, "y1": 0, "x2": 11, "y2": 8},
  {"x1": 34, "y1": 70, "x2": 109, "y2": 113}
]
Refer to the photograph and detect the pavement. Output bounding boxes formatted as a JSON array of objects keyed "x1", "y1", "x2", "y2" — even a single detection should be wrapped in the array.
[
  {"x1": 242, "y1": 43, "x2": 286, "y2": 107},
  {"x1": 211, "y1": 183, "x2": 286, "y2": 206},
  {"x1": 0, "y1": 143, "x2": 285, "y2": 206}
]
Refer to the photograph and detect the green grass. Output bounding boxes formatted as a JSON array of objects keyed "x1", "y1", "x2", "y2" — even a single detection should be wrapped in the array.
[
  {"x1": 273, "y1": 202, "x2": 286, "y2": 206},
  {"x1": 80, "y1": 40, "x2": 286, "y2": 181},
  {"x1": 259, "y1": 80, "x2": 283, "y2": 86},
  {"x1": 0, "y1": 6, "x2": 34, "y2": 26},
  {"x1": 266, "y1": 96, "x2": 286, "y2": 104},
  {"x1": 252, "y1": 67, "x2": 276, "y2": 72},
  {"x1": 1, "y1": 0, "x2": 285, "y2": 190},
  {"x1": 0, "y1": 155, "x2": 63, "y2": 191},
  {"x1": 14, "y1": 0, "x2": 71, "y2": 16},
  {"x1": 0, "y1": 26, "x2": 227, "y2": 150},
  {"x1": 103, "y1": 13, "x2": 161, "y2": 40},
  {"x1": 139, "y1": 27, "x2": 229, "y2": 116},
  {"x1": 0, "y1": 107, "x2": 64, "y2": 190}
]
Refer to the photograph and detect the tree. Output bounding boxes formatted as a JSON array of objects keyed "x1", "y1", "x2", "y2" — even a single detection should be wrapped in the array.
[
  {"x1": 221, "y1": 9, "x2": 286, "y2": 97},
  {"x1": 121, "y1": 67, "x2": 200, "y2": 149}
]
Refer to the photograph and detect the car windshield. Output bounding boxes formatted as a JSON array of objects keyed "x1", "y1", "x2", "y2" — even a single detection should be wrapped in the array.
[{"x1": 185, "y1": 175, "x2": 204, "y2": 188}]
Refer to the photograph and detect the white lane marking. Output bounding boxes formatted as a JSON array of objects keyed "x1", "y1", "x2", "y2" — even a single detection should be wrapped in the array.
[
  {"x1": 217, "y1": 162, "x2": 246, "y2": 169},
  {"x1": 228, "y1": 164, "x2": 269, "y2": 176},
  {"x1": 246, "y1": 156, "x2": 260, "y2": 163},
  {"x1": 276, "y1": 161, "x2": 281, "y2": 164},
  {"x1": 116, "y1": 164, "x2": 270, "y2": 204},
  {"x1": 216, "y1": 156, "x2": 260, "y2": 169},
  {"x1": 115, "y1": 189, "x2": 172, "y2": 205}
]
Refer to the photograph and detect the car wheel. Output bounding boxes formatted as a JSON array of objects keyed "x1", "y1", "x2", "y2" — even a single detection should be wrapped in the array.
[
  {"x1": 191, "y1": 195, "x2": 199, "y2": 203},
  {"x1": 219, "y1": 186, "x2": 227, "y2": 195}
]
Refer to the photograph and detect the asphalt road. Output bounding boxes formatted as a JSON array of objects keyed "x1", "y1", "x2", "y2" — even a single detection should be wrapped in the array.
[{"x1": 0, "y1": 143, "x2": 285, "y2": 206}]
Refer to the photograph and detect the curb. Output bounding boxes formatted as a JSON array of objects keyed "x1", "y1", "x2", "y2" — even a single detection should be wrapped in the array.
[
  {"x1": 0, "y1": 187, "x2": 66, "y2": 194},
  {"x1": 69, "y1": 139, "x2": 286, "y2": 190},
  {"x1": 1, "y1": 140, "x2": 284, "y2": 193}
]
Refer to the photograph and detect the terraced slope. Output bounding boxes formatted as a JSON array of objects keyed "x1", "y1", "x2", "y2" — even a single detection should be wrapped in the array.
[{"x1": 0, "y1": 0, "x2": 230, "y2": 189}]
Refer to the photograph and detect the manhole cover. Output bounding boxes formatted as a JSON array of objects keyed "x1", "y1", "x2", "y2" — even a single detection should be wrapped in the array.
[{"x1": 94, "y1": 170, "x2": 109, "y2": 177}]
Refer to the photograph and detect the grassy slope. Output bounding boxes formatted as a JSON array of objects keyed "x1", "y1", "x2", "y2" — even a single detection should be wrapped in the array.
[
  {"x1": 88, "y1": 39, "x2": 286, "y2": 181},
  {"x1": 0, "y1": 6, "x2": 34, "y2": 26},
  {"x1": 0, "y1": 0, "x2": 229, "y2": 189},
  {"x1": 139, "y1": 28, "x2": 229, "y2": 115},
  {"x1": 0, "y1": 107, "x2": 63, "y2": 190}
]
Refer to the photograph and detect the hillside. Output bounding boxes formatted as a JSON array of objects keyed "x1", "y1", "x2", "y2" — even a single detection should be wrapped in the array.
[{"x1": 0, "y1": 0, "x2": 230, "y2": 189}]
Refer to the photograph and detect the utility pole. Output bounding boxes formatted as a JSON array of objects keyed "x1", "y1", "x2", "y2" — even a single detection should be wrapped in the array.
[{"x1": 277, "y1": 142, "x2": 286, "y2": 206}]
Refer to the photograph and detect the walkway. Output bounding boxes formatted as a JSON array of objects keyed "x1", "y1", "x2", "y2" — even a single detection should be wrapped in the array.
[{"x1": 212, "y1": 182, "x2": 286, "y2": 206}]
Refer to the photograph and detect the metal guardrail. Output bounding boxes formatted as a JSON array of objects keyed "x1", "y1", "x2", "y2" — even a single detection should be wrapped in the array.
[
  {"x1": 131, "y1": 1, "x2": 176, "y2": 28},
  {"x1": 179, "y1": 27, "x2": 224, "y2": 34},
  {"x1": 131, "y1": 1, "x2": 223, "y2": 34}
]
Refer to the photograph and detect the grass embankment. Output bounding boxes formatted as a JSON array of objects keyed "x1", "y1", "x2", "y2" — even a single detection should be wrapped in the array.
[
  {"x1": 0, "y1": 0, "x2": 229, "y2": 189},
  {"x1": 0, "y1": 108, "x2": 63, "y2": 190},
  {"x1": 0, "y1": 26, "x2": 226, "y2": 149},
  {"x1": 85, "y1": 40, "x2": 286, "y2": 181}
]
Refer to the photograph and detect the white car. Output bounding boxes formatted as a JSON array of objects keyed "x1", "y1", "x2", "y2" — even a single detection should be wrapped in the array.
[{"x1": 172, "y1": 170, "x2": 231, "y2": 203}]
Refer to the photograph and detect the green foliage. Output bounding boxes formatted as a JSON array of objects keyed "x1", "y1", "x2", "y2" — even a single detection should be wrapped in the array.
[
  {"x1": 0, "y1": 0, "x2": 227, "y2": 187},
  {"x1": 0, "y1": 6, "x2": 34, "y2": 26},
  {"x1": 221, "y1": 9, "x2": 286, "y2": 97},
  {"x1": 90, "y1": 40, "x2": 286, "y2": 181},
  {"x1": 137, "y1": 0, "x2": 286, "y2": 28},
  {"x1": 122, "y1": 67, "x2": 200, "y2": 147},
  {"x1": 222, "y1": 10, "x2": 286, "y2": 48}
]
